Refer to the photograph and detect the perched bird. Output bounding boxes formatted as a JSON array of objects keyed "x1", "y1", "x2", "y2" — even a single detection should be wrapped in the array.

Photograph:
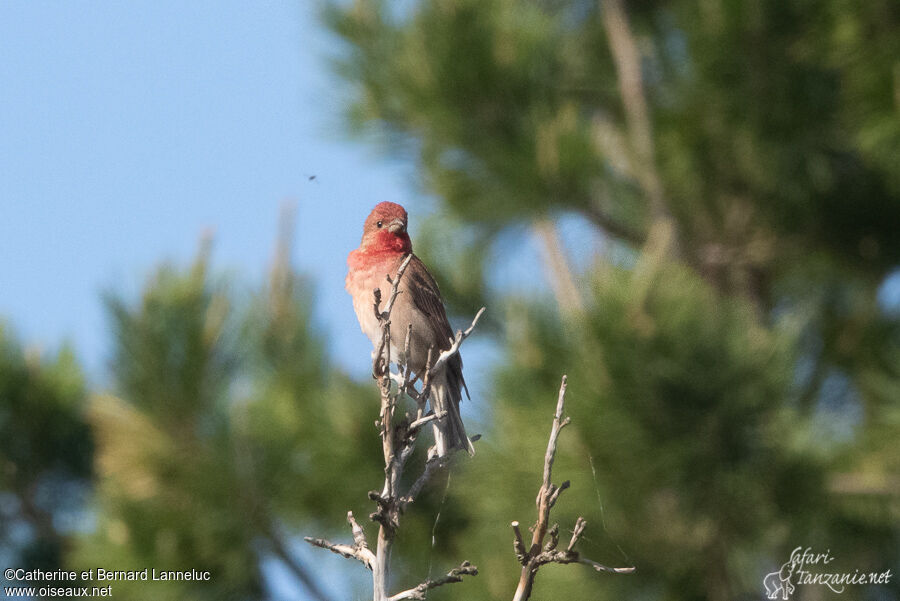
[{"x1": 346, "y1": 202, "x2": 474, "y2": 457}]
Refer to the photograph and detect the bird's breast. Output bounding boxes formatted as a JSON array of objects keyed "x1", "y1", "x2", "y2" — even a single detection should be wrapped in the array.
[{"x1": 346, "y1": 251, "x2": 401, "y2": 347}]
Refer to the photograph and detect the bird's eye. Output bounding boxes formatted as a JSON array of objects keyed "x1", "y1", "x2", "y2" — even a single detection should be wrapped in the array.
[{"x1": 376, "y1": 220, "x2": 383, "y2": 228}]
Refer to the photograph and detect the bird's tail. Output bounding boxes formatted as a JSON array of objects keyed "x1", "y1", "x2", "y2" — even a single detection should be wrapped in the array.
[{"x1": 431, "y1": 371, "x2": 475, "y2": 458}]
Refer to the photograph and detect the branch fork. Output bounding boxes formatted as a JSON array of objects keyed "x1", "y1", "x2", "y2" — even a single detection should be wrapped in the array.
[
  {"x1": 388, "y1": 562, "x2": 479, "y2": 601},
  {"x1": 511, "y1": 376, "x2": 634, "y2": 601},
  {"x1": 303, "y1": 512, "x2": 376, "y2": 571}
]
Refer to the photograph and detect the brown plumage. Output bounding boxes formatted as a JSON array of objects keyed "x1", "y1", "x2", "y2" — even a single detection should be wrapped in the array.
[{"x1": 346, "y1": 202, "x2": 474, "y2": 457}]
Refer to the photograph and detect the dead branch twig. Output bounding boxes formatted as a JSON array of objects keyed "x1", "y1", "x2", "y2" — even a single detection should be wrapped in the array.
[
  {"x1": 387, "y1": 562, "x2": 479, "y2": 601},
  {"x1": 429, "y1": 307, "x2": 485, "y2": 375},
  {"x1": 511, "y1": 376, "x2": 634, "y2": 601}
]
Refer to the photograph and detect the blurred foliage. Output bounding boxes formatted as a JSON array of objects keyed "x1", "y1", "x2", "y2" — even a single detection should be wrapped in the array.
[
  {"x1": 324, "y1": 1, "x2": 900, "y2": 600},
  {"x1": 0, "y1": 327, "x2": 92, "y2": 572},
  {"x1": 68, "y1": 241, "x2": 389, "y2": 601},
  {"x1": 325, "y1": 0, "x2": 900, "y2": 285}
]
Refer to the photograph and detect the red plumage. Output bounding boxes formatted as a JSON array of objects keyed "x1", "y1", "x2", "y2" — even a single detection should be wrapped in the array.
[{"x1": 346, "y1": 202, "x2": 474, "y2": 457}]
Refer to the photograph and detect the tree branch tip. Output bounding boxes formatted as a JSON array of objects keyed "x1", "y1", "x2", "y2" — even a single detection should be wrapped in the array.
[
  {"x1": 566, "y1": 518, "x2": 587, "y2": 552},
  {"x1": 511, "y1": 521, "x2": 528, "y2": 562},
  {"x1": 580, "y1": 557, "x2": 636, "y2": 574},
  {"x1": 468, "y1": 306, "x2": 486, "y2": 330},
  {"x1": 387, "y1": 561, "x2": 478, "y2": 601},
  {"x1": 547, "y1": 480, "x2": 570, "y2": 507}
]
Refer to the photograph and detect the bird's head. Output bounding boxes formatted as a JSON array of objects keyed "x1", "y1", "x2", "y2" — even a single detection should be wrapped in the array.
[{"x1": 360, "y1": 202, "x2": 412, "y2": 253}]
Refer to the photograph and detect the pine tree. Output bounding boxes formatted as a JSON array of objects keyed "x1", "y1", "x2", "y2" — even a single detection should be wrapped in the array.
[{"x1": 323, "y1": 1, "x2": 900, "y2": 599}]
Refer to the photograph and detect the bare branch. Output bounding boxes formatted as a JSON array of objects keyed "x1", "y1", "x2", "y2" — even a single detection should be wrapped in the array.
[
  {"x1": 348, "y1": 511, "x2": 370, "y2": 552},
  {"x1": 380, "y1": 254, "x2": 413, "y2": 320},
  {"x1": 544, "y1": 523, "x2": 560, "y2": 552},
  {"x1": 542, "y1": 377, "x2": 570, "y2": 492},
  {"x1": 430, "y1": 306, "x2": 486, "y2": 374},
  {"x1": 567, "y1": 517, "x2": 586, "y2": 553},
  {"x1": 372, "y1": 254, "x2": 412, "y2": 378},
  {"x1": 511, "y1": 376, "x2": 633, "y2": 601},
  {"x1": 512, "y1": 521, "x2": 528, "y2": 564},
  {"x1": 419, "y1": 345, "x2": 437, "y2": 405},
  {"x1": 399, "y1": 456, "x2": 444, "y2": 511},
  {"x1": 401, "y1": 323, "x2": 414, "y2": 393},
  {"x1": 580, "y1": 558, "x2": 636, "y2": 574},
  {"x1": 372, "y1": 289, "x2": 388, "y2": 378},
  {"x1": 387, "y1": 562, "x2": 479, "y2": 601},
  {"x1": 408, "y1": 410, "x2": 447, "y2": 432},
  {"x1": 547, "y1": 480, "x2": 570, "y2": 509},
  {"x1": 531, "y1": 548, "x2": 635, "y2": 573},
  {"x1": 304, "y1": 536, "x2": 375, "y2": 571}
]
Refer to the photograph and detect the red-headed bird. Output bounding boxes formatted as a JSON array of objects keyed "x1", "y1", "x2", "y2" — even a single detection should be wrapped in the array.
[{"x1": 346, "y1": 202, "x2": 474, "y2": 457}]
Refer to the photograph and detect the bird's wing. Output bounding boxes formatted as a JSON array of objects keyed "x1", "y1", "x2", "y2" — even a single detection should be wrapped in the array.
[
  {"x1": 405, "y1": 253, "x2": 469, "y2": 398},
  {"x1": 406, "y1": 254, "x2": 454, "y2": 342}
]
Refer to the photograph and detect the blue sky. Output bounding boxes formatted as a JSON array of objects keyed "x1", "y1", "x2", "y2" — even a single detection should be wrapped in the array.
[{"x1": 0, "y1": 1, "x2": 432, "y2": 379}]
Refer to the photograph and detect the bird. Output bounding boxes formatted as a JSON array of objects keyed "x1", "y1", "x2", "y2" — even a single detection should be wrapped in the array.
[{"x1": 346, "y1": 201, "x2": 474, "y2": 457}]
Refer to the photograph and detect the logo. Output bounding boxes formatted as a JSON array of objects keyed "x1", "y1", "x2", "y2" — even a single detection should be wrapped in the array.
[
  {"x1": 763, "y1": 558, "x2": 796, "y2": 600},
  {"x1": 763, "y1": 547, "x2": 893, "y2": 598}
]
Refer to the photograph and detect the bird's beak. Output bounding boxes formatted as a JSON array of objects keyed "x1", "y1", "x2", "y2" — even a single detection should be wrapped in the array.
[{"x1": 387, "y1": 218, "x2": 406, "y2": 233}]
